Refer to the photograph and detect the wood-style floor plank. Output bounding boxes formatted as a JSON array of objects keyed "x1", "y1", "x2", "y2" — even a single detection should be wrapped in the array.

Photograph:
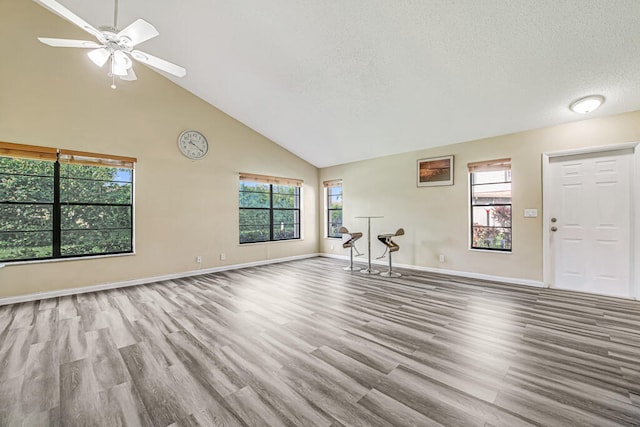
[
  {"x1": 21, "y1": 341, "x2": 59, "y2": 416},
  {"x1": 118, "y1": 341, "x2": 188, "y2": 426},
  {"x1": 0, "y1": 257, "x2": 639, "y2": 426},
  {"x1": 98, "y1": 381, "x2": 153, "y2": 427},
  {"x1": 59, "y1": 358, "x2": 103, "y2": 427}
]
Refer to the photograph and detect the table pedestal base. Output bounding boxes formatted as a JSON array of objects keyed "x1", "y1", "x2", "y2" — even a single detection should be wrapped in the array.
[
  {"x1": 380, "y1": 271, "x2": 401, "y2": 278},
  {"x1": 360, "y1": 268, "x2": 379, "y2": 275}
]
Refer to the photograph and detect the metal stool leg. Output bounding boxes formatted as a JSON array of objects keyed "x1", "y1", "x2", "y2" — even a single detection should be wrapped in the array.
[
  {"x1": 344, "y1": 247, "x2": 361, "y2": 271},
  {"x1": 380, "y1": 251, "x2": 401, "y2": 277}
]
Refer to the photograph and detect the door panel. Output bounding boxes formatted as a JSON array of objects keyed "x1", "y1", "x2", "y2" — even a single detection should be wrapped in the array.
[{"x1": 549, "y1": 149, "x2": 632, "y2": 297}]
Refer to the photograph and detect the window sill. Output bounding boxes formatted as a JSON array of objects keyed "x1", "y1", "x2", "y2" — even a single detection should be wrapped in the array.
[
  {"x1": 468, "y1": 248, "x2": 512, "y2": 254},
  {"x1": 0, "y1": 252, "x2": 135, "y2": 267},
  {"x1": 238, "y1": 238, "x2": 304, "y2": 247}
]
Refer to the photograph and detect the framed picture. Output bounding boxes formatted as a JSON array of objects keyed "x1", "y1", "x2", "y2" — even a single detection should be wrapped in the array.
[{"x1": 417, "y1": 155, "x2": 454, "y2": 187}]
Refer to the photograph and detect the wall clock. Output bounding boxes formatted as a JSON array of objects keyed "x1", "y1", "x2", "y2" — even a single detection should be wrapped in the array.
[{"x1": 178, "y1": 130, "x2": 209, "y2": 160}]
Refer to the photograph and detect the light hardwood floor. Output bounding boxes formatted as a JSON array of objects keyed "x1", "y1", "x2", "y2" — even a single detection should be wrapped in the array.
[{"x1": 1, "y1": 257, "x2": 639, "y2": 426}]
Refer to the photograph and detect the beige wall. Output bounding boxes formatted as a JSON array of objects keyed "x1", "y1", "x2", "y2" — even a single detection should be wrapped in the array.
[
  {"x1": 319, "y1": 110, "x2": 640, "y2": 284},
  {"x1": 3, "y1": 1, "x2": 639, "y2": 299},
  {"x1": 0, "y1": 1, "x2": 319, "y2": 298}
]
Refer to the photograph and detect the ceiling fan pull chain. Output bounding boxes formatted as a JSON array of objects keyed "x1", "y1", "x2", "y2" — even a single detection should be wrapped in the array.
[{"x1": 110, "y1": 57, "x2": 117, "y2": 89}]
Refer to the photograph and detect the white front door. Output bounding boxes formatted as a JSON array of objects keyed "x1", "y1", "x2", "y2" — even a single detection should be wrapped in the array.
[{"x1": 548, "y1": 148, "x2": 633, "y2": 297}]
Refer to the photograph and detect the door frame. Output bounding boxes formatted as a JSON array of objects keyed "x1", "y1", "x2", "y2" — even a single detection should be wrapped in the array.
[{"x1": 542, "y1": 142, "x2": 640, "y2": 299}]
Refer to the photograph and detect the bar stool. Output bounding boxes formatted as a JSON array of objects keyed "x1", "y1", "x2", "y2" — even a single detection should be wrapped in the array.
[
  {"x1": 377, "y1": 228, "x2": 404, "y2": 277},
  {"x1": 339, "y1": 226, "x2": 363, "y2": 271}
]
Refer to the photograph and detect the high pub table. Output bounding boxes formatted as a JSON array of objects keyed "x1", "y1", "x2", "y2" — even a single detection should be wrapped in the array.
[{"x1": 355, "y1": 216, "x2": 383, "y2": 274}]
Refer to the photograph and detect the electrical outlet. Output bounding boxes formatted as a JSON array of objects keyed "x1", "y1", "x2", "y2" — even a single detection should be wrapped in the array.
[
  {"x1": 196, "y1": 256, "x2": 202, "y2": 263},
  {"x1": 439, "y1": 254, "x2": 445, "y2": 263},
  {"x1": 330, "y1": 244, "x2": 334, "y2": 250},
  {"x1": 220, "y1": 253, "x2": 226, "y2": 261}
]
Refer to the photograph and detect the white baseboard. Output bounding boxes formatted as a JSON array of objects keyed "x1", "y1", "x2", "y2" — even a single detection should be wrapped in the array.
[
  {"x1": 0, "y1": 252, "x2": 545, "y2": 306},
  {"x1": 0, "y1": 253, "x2": 320, "y2": 306},
  {"x1": 320, "y1": 253, "x2": 545, "y2": 288}
]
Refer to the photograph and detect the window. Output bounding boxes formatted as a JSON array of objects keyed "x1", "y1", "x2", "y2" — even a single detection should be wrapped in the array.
[
  {"x1": 0, "y1": 142, "x2": 135, "y2": 262},
  {"x1": 469, "y1": 158, "x2": 512, "y2": 251},
  {"x1": 239, "y1": 173, "x2": 302, "y2": 244},
  {"x1": 324, "y1": 179, "x2": 342, "y2": 238}
]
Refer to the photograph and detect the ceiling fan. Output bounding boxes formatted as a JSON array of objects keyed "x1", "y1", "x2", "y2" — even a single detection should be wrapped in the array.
[{"x1": 34, "y1": 0, "x2": 186, "y2": 88}]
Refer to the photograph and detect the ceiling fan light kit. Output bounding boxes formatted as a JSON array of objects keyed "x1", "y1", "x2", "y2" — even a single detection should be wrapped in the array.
[
  {"x1": 569, "y1": 95, "x2": 605, "y2": 114},
  {"x1": 88, "y1": 46, "x2": 111, "y2": 67},
  {"x1": 33, "y1": 0, "x2": 186, "y2": 88}
]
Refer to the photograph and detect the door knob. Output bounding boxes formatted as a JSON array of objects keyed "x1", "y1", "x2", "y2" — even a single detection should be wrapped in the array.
[
  {"x1": 551, "y1": 226, "x2": 558, "y2": 232},
  {"x1": 551, "y1": 218, "x2": 557, "y2": 223}
]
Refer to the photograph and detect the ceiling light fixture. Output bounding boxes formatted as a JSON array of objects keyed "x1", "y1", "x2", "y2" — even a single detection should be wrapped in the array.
[
  {"x1": 569, "y1": 95, "x2": 605, "y2": 114},
  {"x1": 34, "y1": 0, "x2": 186, "y2": 89}
]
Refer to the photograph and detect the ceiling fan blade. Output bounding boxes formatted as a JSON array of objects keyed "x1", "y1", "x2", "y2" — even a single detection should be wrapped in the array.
[
  {"x1": 33, "y1": 0, "x2": 104, "y2": 41},
  {"x1": 117, "y1": 19, "x2": 159, "y2": 47},
  {"x1": 131, "y1": 50, "x2": 186, "y2": 78},
  {"x1": 87, "y1": 48, "x2": 110, "y2": 67},
  {"x1": 120, "y1": 67, "x2": 137, "y2": 81},
  {"x1": 37, "y1": 37, "x2": 101, "y2": 48}
]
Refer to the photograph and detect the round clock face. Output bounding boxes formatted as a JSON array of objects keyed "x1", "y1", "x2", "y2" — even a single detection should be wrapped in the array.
[{"x1": 178, "y1": 130, "x2": 208, "y2": 160}]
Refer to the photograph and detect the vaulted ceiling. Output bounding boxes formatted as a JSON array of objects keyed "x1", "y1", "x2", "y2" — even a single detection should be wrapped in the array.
[{"x1": 34, "y1": 0, "x2": 640, "y2": 167}]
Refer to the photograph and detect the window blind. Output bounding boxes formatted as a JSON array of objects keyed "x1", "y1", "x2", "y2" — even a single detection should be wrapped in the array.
[
  {"x1": 323, "y1": 179, "x2": 342, "y2": 188},
  {"x1": 0, "y1": 141, "x2": 57, "y2": 162},
  {"x1": 0, "y1": 142, "x2": 137, "y2": 168},
  {"x1": 59, "y1": 149, "x2": 136, "y2": 169},
  {"x1": 467, "y1": 158, "x2": 511, "y2": 173},
  {"x1": 239, "y1": 173, "x2": 303, "y2": 187}
]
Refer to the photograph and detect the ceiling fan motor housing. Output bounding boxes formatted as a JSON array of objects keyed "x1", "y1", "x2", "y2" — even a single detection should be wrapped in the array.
[{"x1": 98, "y1": 27, "x2": 133, "y2": 52}]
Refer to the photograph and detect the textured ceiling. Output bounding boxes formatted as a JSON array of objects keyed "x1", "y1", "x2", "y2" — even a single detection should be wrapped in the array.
[{"x1": 38, "y1": 0, "x2": 640, "y2": 167}]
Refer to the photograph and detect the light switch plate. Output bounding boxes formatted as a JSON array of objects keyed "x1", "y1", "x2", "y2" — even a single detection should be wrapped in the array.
[{"x1": 524, "y1": 209, "x2": 538, "y2": 218}]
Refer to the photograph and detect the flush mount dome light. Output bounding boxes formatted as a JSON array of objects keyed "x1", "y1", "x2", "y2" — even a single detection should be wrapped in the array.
[{"x1": 570, "y1": 95, "x2": 605, "y2": 114}]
